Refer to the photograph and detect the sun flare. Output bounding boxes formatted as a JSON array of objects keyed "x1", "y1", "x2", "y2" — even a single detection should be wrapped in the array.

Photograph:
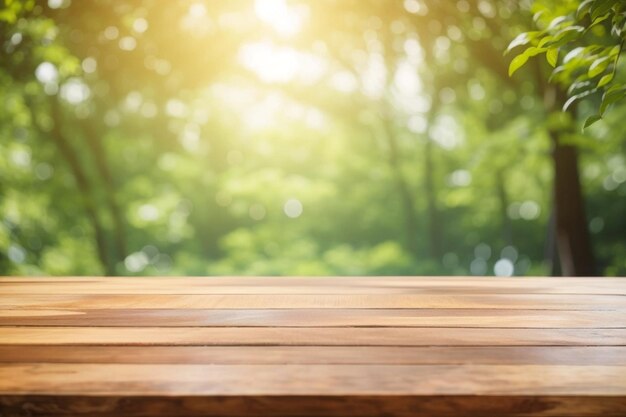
[
  {"x1": 238, "y1": 41, "x2": 326, "y2": 84},
  {"x1": 254, "y1": 0, "x2": 303, "y2": 37}
]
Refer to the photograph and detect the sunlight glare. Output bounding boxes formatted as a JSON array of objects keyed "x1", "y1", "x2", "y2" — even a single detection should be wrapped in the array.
[
  {"x1": 238, "y1": 41, "x2": 326, "y2": 84},
  {"x1": 330, "y1": 71, "x2": 358, "y2": 93},
  {"x1": 254, "y1": 0, "x2": 303, "y2": 37},
  {"x1": 189, "y1": 3, "x2": 207, "y2": 18},
  {"x1": 361, "y1": 53, "x2": 386, "y2": 99},
  {"x1": 394, "y1": 60, "x2": 421, "y2": 96}
]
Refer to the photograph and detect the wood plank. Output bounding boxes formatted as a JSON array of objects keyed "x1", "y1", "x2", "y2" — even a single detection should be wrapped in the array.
[
  {"x1": 2, "y1": 276, "x2": 624, "y2": 285},
  {"x1": 1, "y1": 308, "x2": 624, "y2": 328},
  {"x1": 1, "y1": 364, "x2": 625, "y2": 396},
  {"x1": 2, "y1": 276, "x2": 625, "y2": 417},
  {"x1": 2, "y1": 394, "x2": 625, "y2": 417},
  {"x1": 1, "y1": 345, "x2": 625, "y2": 365},
  {"x1": 2, "y1": 281, "x2": 625, "y2": 294},
  {"x1": 1, "y1": 276, "x2": 624, "y2": 291},
  {"x1": 2, "y1": 293, "x2": 624, "y2": 310},
  {"x1": 1, "y1": 327, "x2": 625, "y2": 346}
]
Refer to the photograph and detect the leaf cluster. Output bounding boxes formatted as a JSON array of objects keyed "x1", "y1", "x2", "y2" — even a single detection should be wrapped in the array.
[{"x1": 507, "y1": 0, "x2": 626, "y2": 128}]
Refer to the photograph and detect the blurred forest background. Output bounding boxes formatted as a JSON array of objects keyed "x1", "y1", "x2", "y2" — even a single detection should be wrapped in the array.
[{"x1": 0, "y1": 0, "x2": 625, "y2": 277}]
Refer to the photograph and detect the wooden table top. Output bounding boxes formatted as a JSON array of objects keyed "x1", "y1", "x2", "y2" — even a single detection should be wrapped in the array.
[{"x1": 0, "y1": 276, "x2": 625, "y2": 417}]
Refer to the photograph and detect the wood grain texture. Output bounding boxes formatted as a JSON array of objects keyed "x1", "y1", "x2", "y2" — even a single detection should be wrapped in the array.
[
  {"x1": 2, "y1": 308, "x2": 625, "y2": 327},
  {"x1": 2, "y1": 279, "x2": 626, "y2": 294},
  {"x1": 2, "y1": 293, "x2": 625, "y2": 309},
  {"x1": 1, "y1": 395, "x2": 625, "y2": 417},
  {"x1": 2, "y1": 326, "x2": 626, "y2": 346},
  {"x1": 1, "y1": 345, "x2": 625, "y2": 365},
  {"x1": 0, "y1": 276, "x2": 625, "y2": 417},
  {"x1": 1, "y1": 276, "x2": 623, "y2": 285},
  {"x1": 2, "y1": 363, "x2": 626, "y2": 396}
]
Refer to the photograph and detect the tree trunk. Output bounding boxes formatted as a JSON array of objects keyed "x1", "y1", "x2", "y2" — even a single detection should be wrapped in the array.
[
  {"x1": 381, "y1": 119, "x2": 420, "y2": 257},
  {"x1": 540, "y1": 82, "x2": 595, "y2": 277},
  {"x1": 550, "y1": 135, "x2": 595, "y2": 276},
  {"x1": 423, "y1": 131, "x2": 442, "y2": 259},
  {"x1": 48, "y1": 98, "x2": 115, "y2": 275},
  {"x1": 495, "y1": 168, "x2": 512, "y2": 247},
  {"x1": 544, "y1": 209, "x2": 561, "y2": 276},
  {"x1": 81, "y1": 120, "x2": 128, "y2": 264}
]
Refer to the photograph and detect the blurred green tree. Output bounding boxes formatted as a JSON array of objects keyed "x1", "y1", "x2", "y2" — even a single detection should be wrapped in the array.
[{"x1": 1, "y1": 0, "x2": 624, "y2": 277}]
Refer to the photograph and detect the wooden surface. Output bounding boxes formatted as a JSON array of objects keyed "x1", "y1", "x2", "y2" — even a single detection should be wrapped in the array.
[{"x1": 0, "y1": 276, "x2": 625, "y2": 417}]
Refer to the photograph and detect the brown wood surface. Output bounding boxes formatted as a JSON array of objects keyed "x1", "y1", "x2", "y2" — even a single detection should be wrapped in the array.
[
  {"x1": 3, "y1": 293, "x2": 625, "y2": 309},
  {"x1": 2, "y1": 326, "x2": 626, "y2": 346},
  {"x1": 0, "y1": 276, "x2": 625, "y2": 417},
  {"x1": 2, "y1": 308, "x2": 625, "y2": 327}
]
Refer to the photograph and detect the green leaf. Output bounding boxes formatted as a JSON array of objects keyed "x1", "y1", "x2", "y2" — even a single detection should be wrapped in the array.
[
  {"x1": 588, "y1": 57, "x2": 610, "y2": 78},
  {"x1": 563, "y1": 89, "x2": 597, "y2": 111},
  {"x1": 549, "y1": 65, "x2": 567, "y2": 82},
  {"x1": 609, "y1": 45, "x2": 621, "y2": 56},
  {"x1": 613, "y1": 13, "x2": 625, "y2": 36},
  {"x1": 577, "y1": 0, "x2": 594, "y2": 18},
  {"x1": 600, "y1": 86, "x2": 626, "y2": 115},
  {"x1": 524, "y1": 46, "x2": 547, "y2": 57},
  {"x1": 587, "y1": 12, "x2": 611, "y2": 32},
  {"x1": 547, "y1": 16, "x2": 569, "y2": 30},
  {"x1": 546, "y1": 48, "x2": 558, "y2": 67},
  {"x1": 597, "y1": 73, "x2": 614, "y2": 88},
  {"x1": 544, "y1": 26, "x2": 584, "y2": 47},
  {"x1": 505, "y1": 32, "x2": 537, "y2": 55},
  {"x1": 568, "y1": 80, "x2": 593, "y2": 95},
  {"x1": 563, "y1": 95, "x2": 579, "y2": 112},
  {"x1": 558, "y1": 25, "x2": 585, "y2": 38},
  {"x1": 538, "y1": 36, "x2": 553, "y2": 48},
  {"x1": 563, "y1": 47, "x2": 584, "y2": 63},
  {"x1": 508, "y1": 53, "x2": 530, "y2": 76},
  {"x1": 590, "y1": 0, "x2": 613, "y2": 21},
  {"x1": 606, "y1": 84, "x2": 624, "y2": 94},
  {"x1": 583, "y1": 114, "x2": 602, "y2": 129}
]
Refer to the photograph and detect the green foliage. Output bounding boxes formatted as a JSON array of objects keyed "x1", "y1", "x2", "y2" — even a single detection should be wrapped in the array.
[
  {"x1": 0, "y1": 0, "x2": 625, "y2": 277},
  {"x1": 0, "y1": 0, "x2": 34, "y2": 23},
  {"x1": 508, "y1": 0, "x2": 625, "y2": 128}
]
